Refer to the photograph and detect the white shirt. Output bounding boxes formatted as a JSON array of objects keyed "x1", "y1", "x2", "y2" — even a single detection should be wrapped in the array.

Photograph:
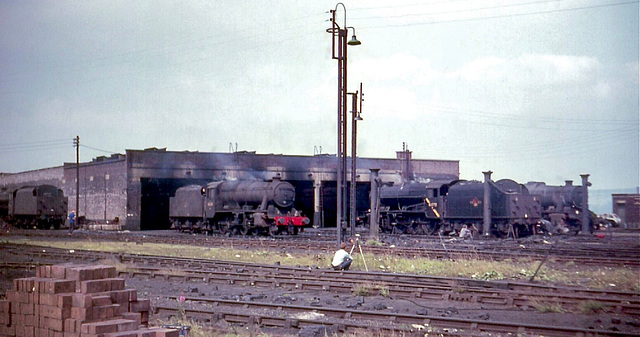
[
  {"x1": 459, "y1": 227, "x2": 471, "y2": 238},
  {"x1": 331, "y1": 249, "x2": 352, "y2": 267}
]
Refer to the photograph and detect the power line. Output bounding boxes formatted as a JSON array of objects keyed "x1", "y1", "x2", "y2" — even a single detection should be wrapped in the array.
[
  {"x1": 353, "y1": 0, "x2": 568, "y2": 19},
  {"x1": 358, "y1": 0, "x2": 639, "y2": 29},
  {"x1": 79, "y1": 144, "x2": 120, "y2": 155}
]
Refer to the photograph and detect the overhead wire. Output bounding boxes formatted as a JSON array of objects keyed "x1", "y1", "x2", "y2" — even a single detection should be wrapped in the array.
[{"x1": 353, "y1": 0, "x2": 639, "y2": 29}]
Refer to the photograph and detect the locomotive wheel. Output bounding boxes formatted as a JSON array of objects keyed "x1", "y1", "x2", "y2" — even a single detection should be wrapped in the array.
[
  {"x1": 218, "y1": 223, "x2": 229, "y2": 236},
  {"x1": 421, "y1": 223, "x2": 438, "y2": 235},
  {"x1": 269, "y1": 226, "x2": 280, "y2": 236}
]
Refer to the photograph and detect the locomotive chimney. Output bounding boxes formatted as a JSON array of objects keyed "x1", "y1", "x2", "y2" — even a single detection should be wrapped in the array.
[
  {"x1": 369, "y1": 168, "x2": 381, "y2": 238},
  {"x1": 565, "y1": 180, "x2": 573, "y2": 187},
  {"x1": 396, "y1": 144, "x2": 412, "y2": 182},
  {"x1": 580, "y1": 174, "x2": 591, "y2": 235},
  {"x1": 483, "y1": 171, "x2": 493, "y2": 236}
]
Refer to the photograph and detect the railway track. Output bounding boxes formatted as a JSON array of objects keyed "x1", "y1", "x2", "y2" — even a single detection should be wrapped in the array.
[
  {"x1": 4, "y1": 244, "x2": 640, "y2": 314},
  {"x1": 2, "y1": 243, "x2": 639, "y2": 336},
  {"x1": 3, "y1": 229, "x2": 639, "y2": 267},
  {"x1": 154, "y1": 297, "x2": 636, "y2": 337}
]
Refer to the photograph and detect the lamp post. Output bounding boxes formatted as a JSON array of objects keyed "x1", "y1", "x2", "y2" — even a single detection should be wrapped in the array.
[{"x1": 327, "y1": 3, "x2": 361, "y2": 247}]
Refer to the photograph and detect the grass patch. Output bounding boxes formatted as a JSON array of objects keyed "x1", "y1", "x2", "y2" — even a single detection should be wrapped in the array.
[
  {"x1": 352, "y1": 282, "x2": 390, "y2": 297},
  {"x1": 531, "y1": 299, "x2": 564, "y2": 313},
  {"x1": 580, "y1": 300, "x2": 608, "y2": 314}
]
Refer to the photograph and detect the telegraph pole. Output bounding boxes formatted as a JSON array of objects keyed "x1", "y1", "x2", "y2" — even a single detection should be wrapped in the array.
[{"x1": 74, "y1": 136, "x2": 79, "y2": 219}]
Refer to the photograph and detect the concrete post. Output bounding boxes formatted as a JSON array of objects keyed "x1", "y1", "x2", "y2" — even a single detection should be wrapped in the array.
[
  {"x1": 483, "y1": 171, "x2": 493, "y2": 236},
  {"x1": 369, "y1": 169, "x2": 380, "y2": 238},
  {"x1": 581, "y1": 174, "x2": 590, "y2": 235},
  {"x1": 313, "y1": 178, "x2": 322, "y2": 228}
]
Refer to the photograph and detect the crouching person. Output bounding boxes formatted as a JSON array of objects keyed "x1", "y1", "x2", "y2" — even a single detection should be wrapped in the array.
[{"x1": 331, "y1": 242, "x2": 353, "y2": 271}]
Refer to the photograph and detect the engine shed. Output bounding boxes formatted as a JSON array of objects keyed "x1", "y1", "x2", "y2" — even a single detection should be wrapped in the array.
[{"x1": 3, "y1": 148, "x2": 459, "y2": 231}]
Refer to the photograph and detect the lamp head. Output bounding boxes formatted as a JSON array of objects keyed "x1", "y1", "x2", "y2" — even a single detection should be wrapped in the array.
[{"x1": 348, "y1": 34, "x2": 361, "y2": 46}]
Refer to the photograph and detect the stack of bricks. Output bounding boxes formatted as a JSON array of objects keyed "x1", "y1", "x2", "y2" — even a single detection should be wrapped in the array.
[{"x1": 0, "y1": 264, "x2": 178, "y2": 337}]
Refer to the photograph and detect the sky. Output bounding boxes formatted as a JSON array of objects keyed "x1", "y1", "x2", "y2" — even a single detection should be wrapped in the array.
[{"x1": 1, "y1": 0, "x2": 638, "y2": 203}]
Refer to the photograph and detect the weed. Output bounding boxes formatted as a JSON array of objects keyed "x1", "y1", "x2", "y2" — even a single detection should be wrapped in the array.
[
  {"x1": 379, "y1": 285, "x2": 390, "y2": 297},
  {"x1": 365, "y1": 239, "x2": 383, "y2": 246},
  {"x1": 533, "y1": 302, "x2": 564, "y2": 313},
  {"x1": 530, "y1": 297, "x2": 564, "y2": 313},
  {"x1": 352, "y1": 284, "x2": 372, "y2": 296},
  {"x1": 580, "y1": 300, "x2": 607, "y2": 314}
]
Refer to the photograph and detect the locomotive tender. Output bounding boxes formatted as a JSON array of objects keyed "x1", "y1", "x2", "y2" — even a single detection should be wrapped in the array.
[
  {"x1": 170, "y1": 177, "x2": 309, "y2": 235},
  {"x1": 379, "y1": 178, "x2": 543, "y2": 237},
  {"x1": 0, "y1": 185, "x2": 68, "y2": 229}
]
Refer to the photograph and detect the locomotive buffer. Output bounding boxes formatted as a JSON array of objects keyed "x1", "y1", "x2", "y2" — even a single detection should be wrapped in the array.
[{"x1": 348, "y1": 234, "x2": 368, "y2": 271}]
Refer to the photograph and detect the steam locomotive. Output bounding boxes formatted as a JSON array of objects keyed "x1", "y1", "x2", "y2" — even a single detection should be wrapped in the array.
[
  {"x1": 170, "y1": 177, "x2": 309, "y2": 235},
  {"x1": 0, "y1": 185, "x2": 68, "y2": 229},
  {"x1": 525, "y1": 181, "x2": 598, "y2": 234},
  {"x1": 379, "y1": 178, "x2": 543, "y2": 237}
]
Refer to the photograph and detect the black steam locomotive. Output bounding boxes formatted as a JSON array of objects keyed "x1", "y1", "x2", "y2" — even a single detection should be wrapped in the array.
[
  {"x1": 170, "y1": 177, "x2": 309, "y2": 236},
  {"x1": 0, "y1": 185, "x2": 68, "y2": 229},
  {"x1": 379, "y1": 178, "x2": 543, "y2": 237},
  {"x1": 525, "y1": 181, "x2": 598, "y2": 234}
]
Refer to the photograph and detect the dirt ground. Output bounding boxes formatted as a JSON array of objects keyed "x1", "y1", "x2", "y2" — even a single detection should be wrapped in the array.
[{"x1": 1, "y1": 233, "x2": 639, "y2": 336}]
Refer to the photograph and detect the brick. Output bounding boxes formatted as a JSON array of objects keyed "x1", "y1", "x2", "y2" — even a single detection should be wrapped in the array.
[
  {"x1": 57, "y1": 294, "x2": 73, "y2": 308},
  {"x1": 39, "y1": 305, "x2": 70, "y2": 320},
  {"x1": 0, "y1": 324, "x2": 16, "y2": 336},
  {"x1": 64, "y1": 319, "x2": 78, "y2": 333},
  {"x1": 14, "y1": 278, "x2": 35, "y2": 294},
  {"x1": 113, "y1": 304, "x2": 128, "y2": 316},
  {"x1": 23, "y1": 325, "x2": 34, "y2": 337},
  {"x1": 92, "y1": 304, "x2": 119, "y2": 320},
  {"x1": 70, "y1": 307, "x2": 90, "y2": 321},
  {"x1": 103, "y1": 266, "x2": 117, "y2": 279},
  {"x1": 6, "y1": 291, "x2": 18, "y2": 304},
  {"x1": 19, "y1": 303, "x2": 34, "y2": 315},
  {"x1": 36, "y1": 279, "x2": 76, "y2": 294},
  {"x1": 71, "y1": 294, "x2": 92, "y2": 308},
  {"x1": 43, "y1": 316, "x2": 63, "y2": 332},
  {"x1": 120, "y1": 312, "x2": 141, "y2": 326},
  {"x1": 134, "y1": 328, "x2": 157, "y2": 337},
  {"x1": 104, "y1": 331, "x2": 138, "y2": 337},
  {"x1": 51, "y1": 265, "x2": 70, "y2": 279},
  {"x1": 81, "y1": 320, "x2": 118, "y2": 334},
  {"x1": 92, "y1": 295, "x2": 112, "y2": 307},
  {"x1": 151, "y1": 328, "x2": 179, "y2": 337},
  {"x1": 38, "y1": 294, "x2": 54, "y2": 307},
  {"x1": 0, "y1": 309, "x2": 10, "y2": 326},
  {"x1": 35, "y1": 265, "x2": 51, "y2": 278},
  {"x1": 128, "y1": 300, "x2": 150, "y2": 313},
  {"x1": 80, "y1": 280, "x2": 109, "y2": 293},
  {"x1": 98, "y1": 290, "x2": 137, "y2": 305},
  {"x1": 140, "y1": 311, "x2": 149, "y2": 325},
  {"x1": 64, "y1": 266, "x2": 93, "y2": 282}
]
